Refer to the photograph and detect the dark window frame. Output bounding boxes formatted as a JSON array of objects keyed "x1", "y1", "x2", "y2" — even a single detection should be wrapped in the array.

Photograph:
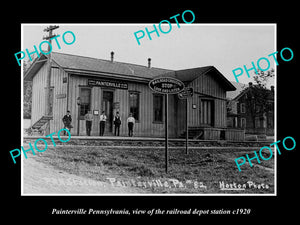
[
  {"x1": 129, "y1": 91, "x2": 140, "y2": 122},
  {"x1": 153, "y1": 94, "x2": 164, "y2": 123},
  {"x1": 79, "y1": 87, "x2": 92, "y2": 120},
  {"x1": 240, "y1": 103, "x2": 246, "y2": 113}
]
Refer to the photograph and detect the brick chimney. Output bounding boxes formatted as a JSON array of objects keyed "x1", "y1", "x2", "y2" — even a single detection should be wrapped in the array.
[{"x1": 148, "y1": 58, "x2": 151, "y2": 68}]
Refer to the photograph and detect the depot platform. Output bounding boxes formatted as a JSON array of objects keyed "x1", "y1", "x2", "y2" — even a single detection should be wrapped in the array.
[{"x1": 23, "y1": 135, "x2": 273, "y2": 149}]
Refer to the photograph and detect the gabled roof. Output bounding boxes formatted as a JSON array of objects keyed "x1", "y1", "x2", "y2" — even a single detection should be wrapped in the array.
[
  {"x1": 158, "y1": 66, "x2": 236, "y2": 91},
  {"x1": 24, "y1": 52, "x2": 236, "y2": 91},
  {"x1": 232, "y1": 84, "x2": 274, "y2": 101},
  {"x1": 24, "y1": 52, "x2": 172, "y2": 81}
]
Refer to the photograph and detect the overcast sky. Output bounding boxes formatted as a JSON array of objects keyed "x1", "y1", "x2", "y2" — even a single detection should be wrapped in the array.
[{"x1": 22, "y1": 24, "x2": 275, "y2": 85}]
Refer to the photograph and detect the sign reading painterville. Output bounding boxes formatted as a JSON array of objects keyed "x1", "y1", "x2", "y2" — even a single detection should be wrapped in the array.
[
  {"x1": 88, "y1": 79, "x2": 128, "y2": 89},
  {"x1": 149, "y1": 77, "x2": 185, "y2": 94}
]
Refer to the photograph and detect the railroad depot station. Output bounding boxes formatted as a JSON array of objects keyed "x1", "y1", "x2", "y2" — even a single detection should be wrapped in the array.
[{"x1": 24, "y1": 51, "x2": 246, "y2": 141}]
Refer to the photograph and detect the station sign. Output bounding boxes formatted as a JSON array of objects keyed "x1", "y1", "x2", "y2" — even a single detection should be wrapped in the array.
[
  {"x1": 148, "y1": 77, "x2": 185, "y2": 95},
  {"x1": 178, "y1": 87, "x2": 194, "y2": 99}
]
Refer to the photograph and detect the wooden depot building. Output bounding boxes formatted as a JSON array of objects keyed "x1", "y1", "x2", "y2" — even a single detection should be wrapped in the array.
[{"x1": 24, "y1": 51, "x2": 245, "y2": 141}]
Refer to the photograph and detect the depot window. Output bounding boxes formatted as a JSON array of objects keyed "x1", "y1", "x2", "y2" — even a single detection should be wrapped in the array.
[
  {"x1": 129, "y1": 91, "x2": 139, "y2": 121},
  {"x1": 80, "y1": 87, "x2": 91, "y2": 118},
  {"x1": 240, "y1": 103, "x2": 246, "y2": 113},
  {"x1": 153, "y1": 94, "x2": 163, "y2": 122}
]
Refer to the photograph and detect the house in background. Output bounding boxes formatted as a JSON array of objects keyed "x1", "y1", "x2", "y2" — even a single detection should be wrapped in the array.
[
  {"x1": 226, "y1": 82, "x2": 246, "y2": 129},
  {"x1": 227, "y1": 82, "x2": 274, "y2": 136}
]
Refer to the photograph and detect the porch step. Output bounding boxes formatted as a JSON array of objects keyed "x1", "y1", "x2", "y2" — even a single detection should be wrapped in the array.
[
  {"x1": 25, "y1": 115, "x2": 53, "y2": 136},
  {"x1": 179, "y1": 127, "x2": 205, "y2": 139}
]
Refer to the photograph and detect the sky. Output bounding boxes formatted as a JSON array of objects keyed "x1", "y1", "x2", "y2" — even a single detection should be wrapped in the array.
[{"x1": 22, "y1": 23, "x2": 276, "y2": 86}]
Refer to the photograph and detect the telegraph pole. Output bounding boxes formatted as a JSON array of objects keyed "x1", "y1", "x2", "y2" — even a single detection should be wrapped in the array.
[
  {"x1": 43, "y1": 25, "x2": 59, "y2": 135},
  {"x1": 185, "y1": 98, "x2": 189, "y2": 155}
]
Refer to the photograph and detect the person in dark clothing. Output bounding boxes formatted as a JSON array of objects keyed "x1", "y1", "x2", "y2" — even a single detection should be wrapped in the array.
[
  {"x1": 62, "y1": 110, "x2": 72, "y2": 135},
  {"x1": 113, "y1": 111, "x2": 121, "y2": 136}
]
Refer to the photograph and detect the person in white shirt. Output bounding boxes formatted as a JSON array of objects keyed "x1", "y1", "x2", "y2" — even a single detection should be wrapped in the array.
[
  {"x1": 99, "y1": 111, "x2": 107, "y2": 136},
  {"x1": 127, "y1": 113, "x2": 135, "y2": 137},
  {"x1": 84, "y1": 110, "x2": 94, "y2": 136}
]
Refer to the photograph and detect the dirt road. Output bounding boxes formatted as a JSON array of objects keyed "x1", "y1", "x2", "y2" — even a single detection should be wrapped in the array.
[{"x1": 22, "y1": 156, "x2": 148, "y2": 195}]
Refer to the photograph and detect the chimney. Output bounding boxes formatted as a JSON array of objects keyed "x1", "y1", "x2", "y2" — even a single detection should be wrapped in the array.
[
  {"x1": 148, "y1": 58, "x2": 151, "y2": 68},
  {"x1": 110, "y1": 51, "x2": 114, "y2": 62},
  {"x1": 271, "y1": 85, "x2": 274, "y2": 92}
]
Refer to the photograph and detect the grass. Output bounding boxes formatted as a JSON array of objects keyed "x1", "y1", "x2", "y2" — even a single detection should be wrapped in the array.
[{"x1": 31, "y1": 145, "x2": 275, "y2": 194}]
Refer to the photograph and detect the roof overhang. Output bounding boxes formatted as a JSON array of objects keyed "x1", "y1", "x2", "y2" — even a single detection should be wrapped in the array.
[
  {"x1": 24, "y1": 54, "x2": 48, "y2": 81},
  {"x1": 24, "y1": 53, "x2": 236, "y2": 93},
  {"x1": 153, "y1": 66, "x2": 236, "y2": 92},
  {"x1": 67, "y1": 69, "x2": 152, "y2": 84},
  {"x1": 210, "y1": 67, "x2": 236, "y2": 91}
]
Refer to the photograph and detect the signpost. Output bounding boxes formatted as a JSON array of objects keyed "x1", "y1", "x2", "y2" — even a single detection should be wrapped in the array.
[
  {"x1": 149, "y1": 77, "x2": 185, "y2": 173},
  {"x1": 178, "y1": 87, "x2": 194, "y2": 155}
]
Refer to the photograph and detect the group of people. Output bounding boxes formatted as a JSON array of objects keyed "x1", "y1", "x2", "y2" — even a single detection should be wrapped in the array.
[{"x1": 62, "y1": 110, "x2": 135, "y2": 137}]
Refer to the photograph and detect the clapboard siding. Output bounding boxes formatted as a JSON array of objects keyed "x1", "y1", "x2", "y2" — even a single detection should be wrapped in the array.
[
  {"x1": 31, "y1": 67, "x2": 231, "y2": 138},
  {"x1": 31, "y1": 63, "x2": 69, "y2": 134},
  {"x1": 68, "y1": 75, "x2": 88, "y2": 136},
  {"x1": 49, "y1": 67, "x2": 68, "y2": 133},
  {"x1": 67, "y1": 75, "x2": 175, "y2": 137},
  {"x1": 176, "y1": 72, "x2": 228, "y2": 136},
  {"x1": 189, "y1": 72, "x2": 227, "y2": 128},
  {"x1": 27, "y1": 53, "x2": 238, "y2": 139},
  {"x1": 31, "y1": 61, "x2": 48, "y2": 126},
  {"x1": 226, "y1": 129, "x2": 245, "y2": 141}
]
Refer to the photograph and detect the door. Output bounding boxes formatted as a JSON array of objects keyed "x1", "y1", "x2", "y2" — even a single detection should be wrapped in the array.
[
  {"x1": 102, "y1": 91, "x2": 114, "y2": 133},
  {"x1": 200, "y1": 99, "x2": 214, "y2": 126}
]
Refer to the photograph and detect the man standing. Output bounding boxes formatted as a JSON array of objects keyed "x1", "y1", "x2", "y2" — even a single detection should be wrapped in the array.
[
  {"x1": 127, "y1": 113, "x2": 135, "y2": 137},
  {"x1": 99, "y1": 111, "x2": 107, "y2": 136},
  {"x1": 84, "y1": 110, "x2": 94, "y2": 136},
  {"x1": 113, "y1": 111, "x2": 121, "y2": 136},
  {"x1": 62, "y1": 110, "x2": 72, "y2": 135}
]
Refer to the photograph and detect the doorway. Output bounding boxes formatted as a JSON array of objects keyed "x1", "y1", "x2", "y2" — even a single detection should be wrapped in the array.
[
  {"x1": 102, "y1": 90, "x2": 114, "y2": 133},
  {"x1": 199, "y1": 99, "x2": 214, "y2": 126}
]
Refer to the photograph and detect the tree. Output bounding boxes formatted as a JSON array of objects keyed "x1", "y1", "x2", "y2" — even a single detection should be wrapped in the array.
[
  {"x1": 23, "y1": 59, "x2": 33, "y2": 119},
  {"x1": 243, "y1": 69, "x2": 274, "y2": 133},
  {"x1": 253, "y1": 68, "x2": 274, "y2": 89}
]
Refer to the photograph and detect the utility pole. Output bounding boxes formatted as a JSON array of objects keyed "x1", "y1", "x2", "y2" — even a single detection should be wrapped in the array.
[
  {"x1": 185, "y1": 98, "x2": 189, "y2": 155},
  {"x1": 43, "y1": 25, "x2": 59, "y2": 135}
]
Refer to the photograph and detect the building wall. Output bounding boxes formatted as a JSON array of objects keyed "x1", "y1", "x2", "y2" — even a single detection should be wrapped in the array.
[
  {"x1": 31, "y1": 65, "x2": 230, "y2": 138},
  {"x1": 49, "y1": 67, "x2": 68, "y2": 133},
  {"x1": 67, "y1": 74, "x2": 177, "y2": 137},
  {"x1": 190, "y1": 72, "x2": 227, "y2": 128},
  {"x1": 237, "y1": 95, "x2": 274, "y2": 135},
  {"x1": 176, "y1": 72, "x2": 228, "y2": 136},
  {"x1": 31, "y1": 61, "x2": 48, "y2": 126}
]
